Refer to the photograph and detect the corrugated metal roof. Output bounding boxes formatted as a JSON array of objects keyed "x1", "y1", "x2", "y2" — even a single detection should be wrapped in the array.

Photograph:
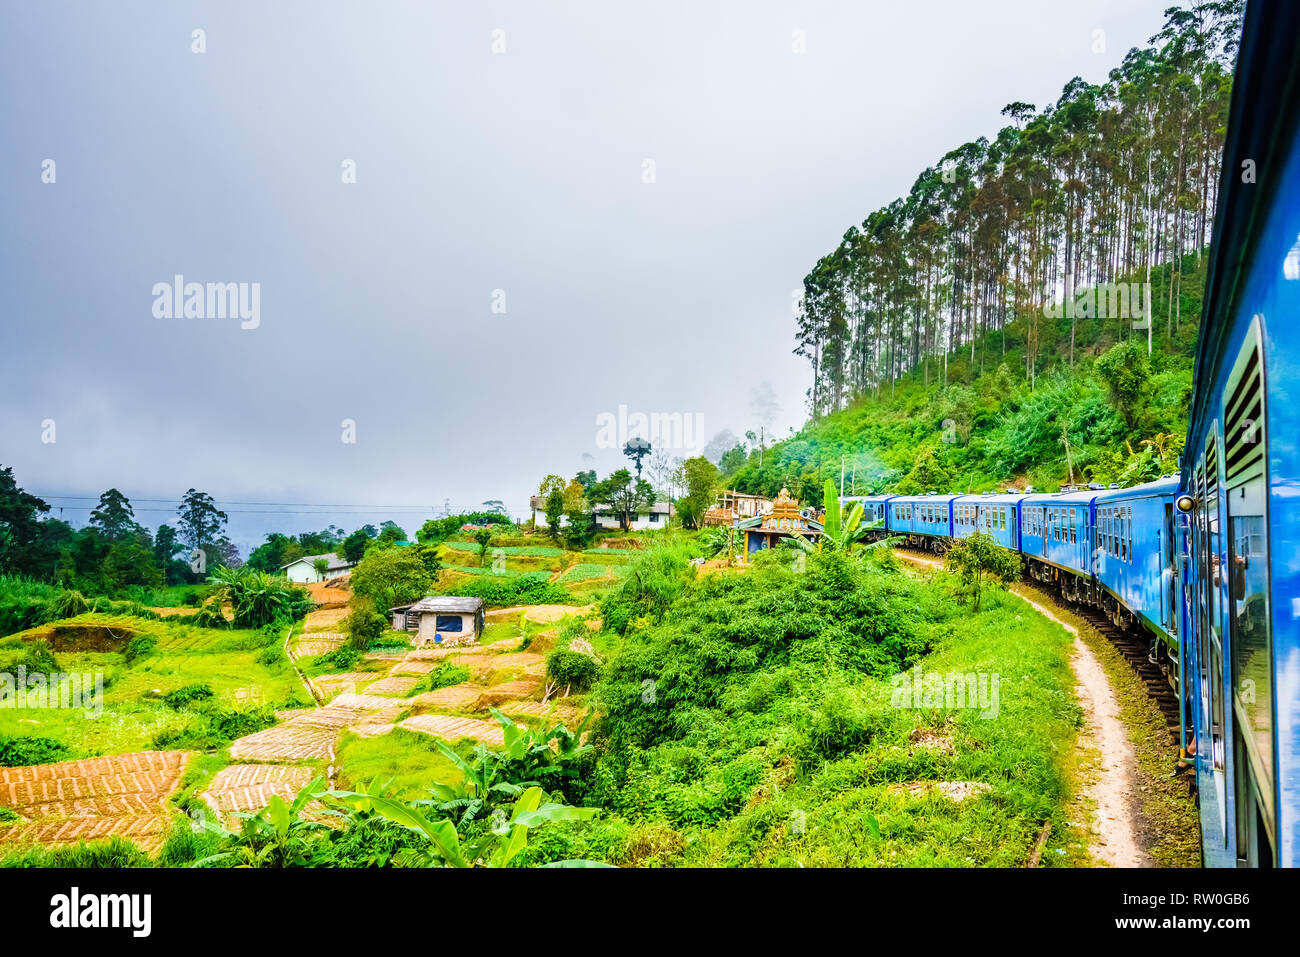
[
  {"x1": 281, "y1": 552, "x2": 354, "y2": 571},
  {"x1": 391, "y1": 596, "x2": 484, "y2": 613}
]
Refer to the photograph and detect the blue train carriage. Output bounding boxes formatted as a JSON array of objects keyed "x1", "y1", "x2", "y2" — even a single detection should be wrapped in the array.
[
  {"x1": 1179, "y1": 0, "x2": 1300, "y2": 868},
  {"x1": 1017, "y1": 488, "x2": 1097, "y2": 593},
  {"x1": 841, "y1": 495, "x2": 896, "y2": 540},
  {"x1": 1090, "y1": 478, "x2": 1182, "y2": 677},
  {"x1": 950, "y1": 492, "x2": 1025, "y2": 552},
  {"x1": 886, "y1": 493, "x2": 958, "y2": 552}
]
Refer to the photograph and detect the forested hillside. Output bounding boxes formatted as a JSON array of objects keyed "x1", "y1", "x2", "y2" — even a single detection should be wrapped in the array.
[{"x1": 723, "y1": 1, "x2": 1243, "y2": 503}]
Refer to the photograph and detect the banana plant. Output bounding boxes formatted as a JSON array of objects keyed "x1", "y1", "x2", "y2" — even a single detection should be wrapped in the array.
[
  {"x1": 785, "y1": 480, "x2": 898, "y2": 555},
  {"x1": 193, "y1": 776, "x2": 338, "y2": 868},
  {"x1": 334, "y1": 784, "x2": 605, "y2": 868}
]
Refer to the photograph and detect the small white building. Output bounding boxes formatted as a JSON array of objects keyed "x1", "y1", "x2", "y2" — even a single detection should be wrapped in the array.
[
  {"x1": 530, "y1": 495, "x2": 571, "y2": 528},
  {"x1": 594, "y1": 501, "x2": 673, "y2": 531},
  {"x1": 390, "y1": 596, "x2": 485, "y2": 648},
  {"x1": 530, "y1": 495, "x2": 673, "y2": 531},
  {"x1": 281, "y1": 552, "x2": 355, "y2": 584}
]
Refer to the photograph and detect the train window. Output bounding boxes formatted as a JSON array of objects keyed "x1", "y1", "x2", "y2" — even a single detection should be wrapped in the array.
[
  {"x1": 1069, "y1": 508, "x2": 1077, "y2": 544},
  {"x1": 1126, "y1": 507, "x2": 1133, "y2": 563},
  {"x1": 1223, "y1": 319, "x2": 1274, "y2": 856}
]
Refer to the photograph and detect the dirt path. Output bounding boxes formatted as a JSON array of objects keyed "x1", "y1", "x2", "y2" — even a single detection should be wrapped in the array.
[{"x1": 895, "y1": 550, "x2": 1150, "y2": 867}]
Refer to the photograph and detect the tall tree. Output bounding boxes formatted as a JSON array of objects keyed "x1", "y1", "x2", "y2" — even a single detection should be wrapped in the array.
[
  {"x1": 0, "y1": 466, "x2": 51, "y2": 575},
  {"x1": 88, "y1": 488, "x2": 138, "y2": 542}
]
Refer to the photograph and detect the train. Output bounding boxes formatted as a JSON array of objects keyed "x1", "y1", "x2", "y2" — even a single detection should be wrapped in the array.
[{"x1": 839, "y1": 2, "x2": 1300, "y2": 867}]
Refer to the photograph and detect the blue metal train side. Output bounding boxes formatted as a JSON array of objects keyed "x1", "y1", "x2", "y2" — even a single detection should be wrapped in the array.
[
  {"x1": 950, "y1": 494, "x2": 1022, "y2": 551},
  {"x1": 1176, "y1": 0, "x2": 1300, "y2": 867},
  {"x1": 843, "y1": 495, "x2": 895, "y2": 535},
  {"x1": 888, "y1": 494, "x2": 958, "y2": 545},
  {"x1": 1091, "y1": 478, "x2": 1180, "y2": 645},
  {"x1": 1018, "y1": 489, "x2": 1096, "y2": 578}
]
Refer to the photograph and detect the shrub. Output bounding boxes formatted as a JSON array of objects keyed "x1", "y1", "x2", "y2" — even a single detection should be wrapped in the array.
[
  {"x1": 313, "y1": 645, "x2": 361, "y2": 672},
  {"x1": 123, "y1": 634, "x2": 158, "y2": 664},
  {"x1": 256, "y1": 645, "x2": 284, "y2": 667},
  {"x1": 164, "y1": 683, "x2": 215, "y2": 709},
  {"x1": 943, "y1": 531, "x2": 1022, "y2": 611},
  {"x1": 0, "y1": 836, "x2": 152, "y2": 869},
  {"x1": 192, "y1": 600, "x2": 228, "y2": 629},
  {"x1": 0, "y1": 735, "x2": 71, "y2": 767},
  {"x1": 438, "y1": 573, "x2": 572, "y2": 607},
  {"x1": 45, "y1": 590, "x2": 90, "y2": 621},
  {"x1": 350, "y1": 548, "x2": 433, "y2": 612},
  {"x1": 426, "y1": 662, "x2": 471, "y2": 691},
  {"x1": 545, "y1": 649, "x2": 600, "y2": 693},
  {"x1": 207, "y1": 566, "x2": 313, "y2": 628},
  {"x1": 151, "y1": 705, "x2": 277, "y2": 750},
  {"x1": 342, "y1": 600, "x2": 387, "y2": 650}
]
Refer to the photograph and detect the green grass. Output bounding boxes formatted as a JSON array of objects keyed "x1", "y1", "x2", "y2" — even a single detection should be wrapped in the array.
[
  {"x1": 1016, "y1": 583, "x2": 1200, "y2": 867},
  {"x1": 334, "y1": 728, "x2": 465, "y2": 798},
  {"x1": 558, "y1": 563, "x2": 619, "y2": 584},
  {"x1": 0, "y1": 614, "x2": 307, "y2": 760},
  {"x1": 480, "y1": 621, "x2": 521, "y2": 646},
  {"x1": 515, "y1": 554, "x2": 1086, "y2": 868},
  {"x1": 442, "y1": 542, "x2": 564, "y2": 557}
]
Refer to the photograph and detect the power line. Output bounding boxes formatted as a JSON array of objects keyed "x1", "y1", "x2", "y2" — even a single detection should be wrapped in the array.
[{"x1": 35, "y1": 495, "x2": 467, "y2": 509}]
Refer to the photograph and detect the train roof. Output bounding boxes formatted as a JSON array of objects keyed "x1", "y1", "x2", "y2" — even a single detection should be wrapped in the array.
[
  {"x1": 1089, "y1": 475, "x2": 1180, "y2": 503},
  {"x1": 952, "y1": 492, "x2": 1027, "y2": 505},
  {"x1": 887, "y1": 493, "x2": 962, "y2": 503},
  {"x1": 1019, "y1": 488, "x2": 1101, "y2": 506}
]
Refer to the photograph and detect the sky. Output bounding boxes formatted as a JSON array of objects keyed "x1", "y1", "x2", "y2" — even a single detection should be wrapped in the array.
[{"x1": 0, "y1": 0, "x2": 1177, "y2": 555}]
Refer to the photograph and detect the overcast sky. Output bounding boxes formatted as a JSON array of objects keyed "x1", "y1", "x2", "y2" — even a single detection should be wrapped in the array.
[{"x1": 0, "y1": 0, "x2": 1175, "y2": 554}]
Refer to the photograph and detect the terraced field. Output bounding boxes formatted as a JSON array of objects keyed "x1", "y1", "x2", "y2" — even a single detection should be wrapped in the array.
[
  {"x1": 0, "y1": 602, "x2": 594, "y2": 858},
  {"x1": 0, "y1": 750, "x2": 193, "y2": 855}
]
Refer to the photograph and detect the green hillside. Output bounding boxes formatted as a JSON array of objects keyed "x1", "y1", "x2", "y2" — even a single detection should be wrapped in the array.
[{"x1": 725, "y1": 256, "x2": 1204, "y2": 502}]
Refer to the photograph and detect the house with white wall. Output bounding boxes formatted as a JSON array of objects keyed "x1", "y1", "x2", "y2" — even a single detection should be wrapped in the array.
[
  {"x1": 531, "y1": 496, "x2": 673, "y2": 531},
  {"x1": 281, "y1": 552, "x2": 355, "y2": 584},
  {"x1": 390, "y1": 596, "x2": 485, "y2": 648}
]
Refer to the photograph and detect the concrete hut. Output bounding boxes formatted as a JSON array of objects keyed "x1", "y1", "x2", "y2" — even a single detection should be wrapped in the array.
[{"x1": 389, "y1": 596, "x2": 485, "y2": 648}]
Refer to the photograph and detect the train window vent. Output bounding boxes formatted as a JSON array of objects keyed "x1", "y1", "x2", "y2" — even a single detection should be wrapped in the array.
[{"x1": 1224, "y1": 332, "x2": 1265, "y2": 491}]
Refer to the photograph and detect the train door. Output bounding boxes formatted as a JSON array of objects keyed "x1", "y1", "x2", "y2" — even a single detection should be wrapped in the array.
[
  {"x1": 1196, "y1": 431, "x2": 1228, "y2": 844},
  {"x1": 1162, "y1": 503, "x2": 1176, "y2": 634},
  {"x1": 1224, "y1": 318, "x2": 1276, "y2": 866}
]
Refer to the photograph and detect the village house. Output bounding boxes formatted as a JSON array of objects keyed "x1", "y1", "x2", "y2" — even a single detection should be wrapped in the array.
[
  {"x1": 529, "y1": 495, "x2": 674, "y2": 531},
  {"x1": 281, "y1": 552, "x2": 356, "y2": 584},
  {"x1": 734, "y1": 488, "x2": 823, "y2": 556},
  {"x1": 389, "y1": 596, "x2": 485, "y2": 647},
  {"x1": 703, "y1": 489, "x2": 773, "y2": 527},
  {"x1": 593, "y1": 500, "x2": 673, "y2": 531}
]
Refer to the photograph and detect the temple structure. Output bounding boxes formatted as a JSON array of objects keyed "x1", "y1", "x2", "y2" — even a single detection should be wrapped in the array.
[{"x1": 734, "y1": 488, "x2": 823, "y2": 556}]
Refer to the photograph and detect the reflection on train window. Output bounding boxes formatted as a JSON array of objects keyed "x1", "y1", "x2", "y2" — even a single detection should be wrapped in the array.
[{"x1": 1224, "y1": 322, "x2": 1274, "y2": 856}]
